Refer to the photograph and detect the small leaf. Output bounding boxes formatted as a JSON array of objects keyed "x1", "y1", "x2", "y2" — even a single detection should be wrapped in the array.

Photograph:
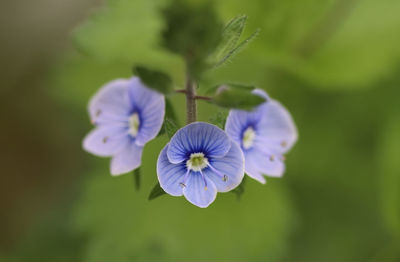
[
  {"x1": 163, "y1": 118, "x2": 179, "y2": 139},
  {"x1": 231, "y1": 176, "x2": 247, "y2": 200},
  {"x1": 212, "y1": 85, "x2": 265, "y2": 110},
  {"x1": 204, "y1": 82, "x2": 255, "y2": 95},
  {"x1": 148, "y1": 182, "x2": 166, "y2": 200},
  {"x1": 214, "y1": 28, "x2": 260, "y2": 68},
  {"x1": 132, "y1": 168, "x2": 141, "y2": 191},
  {"x1": 211, "y1": 15, "x2": 247, "y2": 64},
  {"x1": 209, "y1": 110, "x2": 228, "y2": 129},
  {"x1": 133, "y1": 66, "x2": 173, "y2": 95},
  {"x1": 158, "y1": 98, "x2": 179, "y2": 137}
]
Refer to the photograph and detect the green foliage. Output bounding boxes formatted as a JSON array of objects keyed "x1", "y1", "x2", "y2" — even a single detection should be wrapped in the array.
[
  {"x1": 211, "y1": 84, "x2": 265, "y2": 110},
  {"x1": 158, "y1": 98, "x2": 179, "y2": 138},
  {"x1": 162, "y1": 0, "x2": 223, "y2": 78},
  {"x1": 208, "y1": 110, "x2": 228, "y2": 129},
  {"x1": 148, "y1": 182, "x2": 167, "y2": 200},
  {"x1": 133, "y1": 66, "x2": 173, "y2": 95},
  {"x1": 210, "y1": 15, "x2": 260, "y2": 68}
]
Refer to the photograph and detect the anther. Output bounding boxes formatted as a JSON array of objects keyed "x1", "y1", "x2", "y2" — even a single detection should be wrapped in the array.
[
  {"x1": 103, "y1": 136, "x2": 109, "y2": 143},
  {"x1": 96, "y1": 109, "x2": 102, "y2": 117},
  {"x1": 179, "y1": 182, "x2": 186, "y2": 188},
  {"x1": 281, "y1": 141, "x2": 287, "y2": 147},
  {"x1": 223, "y1": 175, "x2": 228, "y2": 182},
  {"x1": 269, "y1": 155, "x2": 275, "y2": 161},
  {"x1": 204, "y1": 186, "x2": 208, "y2": 191}
]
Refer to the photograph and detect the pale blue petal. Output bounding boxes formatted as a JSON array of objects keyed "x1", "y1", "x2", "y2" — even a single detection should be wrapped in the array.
[
  {"x1": 255, "y1": 100, "x2": 298, "y2": 154},
  {"x1": 167, "y1": 122, "x2": 230, "y2": 164},
  {"x1": 157, "y1": 144, "x2": 186, "y2": 196},
  {"x1": 244, "y1": 153, "x2": 267, "y2": 184},
  {"x1": 183, "y1": 172, "x2": 217, "y2": 208},
  {"x1": 129, "y1": 78, "x2": 165, "y2": 146},
  {"x1": 88, "y1": 79, "x2": 132, "y2": 124},
  {"x1": 110, "y1": 141, "x2": 142, "y2": 176},
  {"x1": 245, "y1": 148, "x2": 285, "y2": 179},
  {"x1": 83, "y1": 126, "x2": 129, "y2": 157},
  {"x1": 203, "y1": 140, "x2": 244, "y2": 192},
  {"x1": 225, "y1": 106, "x2": 265, "y2": 146}
]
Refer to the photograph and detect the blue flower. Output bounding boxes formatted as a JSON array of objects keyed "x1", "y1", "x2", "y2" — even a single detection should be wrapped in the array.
[
  {"x1": 83, "y1": 77, "x2": 165, "y2": 175},
  {"x1": 225, "y1": 89, "x2": 297, "y2": 184},
  {"x1": 157, "y1": 122, "x2": 244, "y2": 208}
]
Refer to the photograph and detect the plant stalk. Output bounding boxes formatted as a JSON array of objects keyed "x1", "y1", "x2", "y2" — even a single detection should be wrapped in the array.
[{"x1": 185, "y1": 72, "x2": 197, "y2": 124}]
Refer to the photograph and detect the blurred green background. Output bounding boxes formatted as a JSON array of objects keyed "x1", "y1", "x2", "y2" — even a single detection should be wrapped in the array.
[{"x1": 1, "y1": 0, "x2": 400, "y2": 261}]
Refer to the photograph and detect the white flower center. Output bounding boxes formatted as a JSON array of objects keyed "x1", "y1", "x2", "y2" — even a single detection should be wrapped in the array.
[
  {"x1": 242, "y1": 126, "x2": 256, "y2": 149},
  {"x1": 128, "y1": 112, "x2": 140, "y2": 137},
  {"x1": 186, "y1": 152, "x2": 209, "y2": 171}
]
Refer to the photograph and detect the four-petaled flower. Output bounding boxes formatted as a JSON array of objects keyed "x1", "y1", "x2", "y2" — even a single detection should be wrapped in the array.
[
  {"x1": 225, "y1": 89, "x2": 297, "y2": 184},
  {"x1": 157, "y1": 122, "x2": 244, "y2": 208},
  {"x1": 83, "y1": 77, "x2": 165, "y2": 175}
]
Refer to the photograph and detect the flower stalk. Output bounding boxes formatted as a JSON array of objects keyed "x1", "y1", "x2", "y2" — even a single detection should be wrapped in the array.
[{"x1": 185, "y1": 71, "x2": 197, "y2": 124}]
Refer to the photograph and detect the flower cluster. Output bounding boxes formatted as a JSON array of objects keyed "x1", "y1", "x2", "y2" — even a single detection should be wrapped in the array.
[{"x1": 83, "y1": 80, "x2": 297, "y2": 208}]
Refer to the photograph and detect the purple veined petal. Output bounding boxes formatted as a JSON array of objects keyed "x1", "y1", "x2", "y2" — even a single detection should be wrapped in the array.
[
  {"x1": 128, "y1": 78, "x2": 165, "y2": 146},
  {"x1": 167, "y1": 122, "x2": 231, "y2": 164},
  {"x1": 157, "y1": 143, "x2": 186, "y2": 196},
  {"x1": 83, "y1": 126, "x2": 130, "y2": 157},
  {"x1": 203, "y1": 140, "x2": 244, "y2": 192},
  {"x1": 245, "y1": 147, "x2": 285, "y2": 180},
  {"x1": 183, "y1": 172, "x2": 217, "y2": 208},
  {"x1": 110, "y1": 140, "x2": 143, "y2": 176},
  {"x1": 225, "y1": 106, "x2": 265, "y2": 146},
  {"x1": 88, "y1": 79, "x2": 132, "y2": 124},
  {"x1": 256, "y1": 99, "x2": 298, "y2": 154}
]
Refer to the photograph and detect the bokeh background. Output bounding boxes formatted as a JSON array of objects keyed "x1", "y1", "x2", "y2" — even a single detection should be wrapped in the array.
[{"x1": 1, "y1": 0, "x2": 400, "y2": 261}]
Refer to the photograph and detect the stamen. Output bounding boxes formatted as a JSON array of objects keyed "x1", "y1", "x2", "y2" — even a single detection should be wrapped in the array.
[
  {"x1": 103, "y1": 136, "x2": 109, "y2": 143},
  {"x1": 199, "y1": 169, "x2": 208, "y2": 190},
  {"x1": 96, "y1": 109, "x2": 102, "y2": 117},
  {"x1": 207, "y1": 163, "x2": 228, "y2": 182},
  {"x1": 269, "y1": 155, "x2": 275, "y2": 161},
  {"x1": 179, "y1": 168, "x2": 191, "y2": 189},
  {"x1": 281, "y1": 141, "x2": 287, "y2": 148},
  {"x1": 242, "y1": 127, "x2": 256, "y2": 149}
]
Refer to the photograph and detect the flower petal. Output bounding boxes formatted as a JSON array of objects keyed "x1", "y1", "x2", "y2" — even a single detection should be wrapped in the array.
[
  {"x1": 245, "y1": 148, "x2": 285, "y2": 179},
  {"x1": 225, "y1": 106, "x2": 265, "y2": 146},
  {"x1": 110, "y1": 141, "x2": 143, "y2": 176},
  {"x1": 129, "y1": 78, "x2": 165, "y2": 146},
  {"x1": 203, "y1": 140, "x2": 244, "y2": 192},
  {"x1": 83, "y1": 126, "x2": 129, "y2": 157},
  {"x1": 167, "y1": 122, "x2": 231, "y2": 164},
  {"x1": 183, "y1": 172, "x2": 217, "y2": 208},
  {"x1": 157, "y1": 144, "x2": 186, "y2": 196},
  {"x1": 256, "y1": 99, "x2": 298, "y2": 154},
  {"x1": 88, "y1": 79, "x2": 132, "y2": 124}
]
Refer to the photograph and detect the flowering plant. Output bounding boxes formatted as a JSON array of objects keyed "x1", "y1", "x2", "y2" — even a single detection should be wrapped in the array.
[{"x1": 82, "y1": 1, "x2": 297, "y2": 208}]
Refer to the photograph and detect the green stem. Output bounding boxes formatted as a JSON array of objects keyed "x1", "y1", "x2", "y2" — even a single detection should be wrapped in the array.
[{"x1": 185, "y1": 71, "x2": 197, "y2": 124}]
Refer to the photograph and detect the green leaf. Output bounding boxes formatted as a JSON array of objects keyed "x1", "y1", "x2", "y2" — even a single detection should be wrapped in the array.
[
  {"x1": 231, "y1": 176, "x2": 247, "y2": 200},
  {"x1": 208, "y1": 110, "x2": 228, "y2": 129},
  {"x1": 148, "y1": 182, "x2": 166, "y2": 200},
  {"x1": 204, "y1": 82, "x2": 255, "y2": 95},
  {"x1": 214, "y1": 28, "x2": 260, "y2": 68},
  {"x1": 133, "y1": 66, "x2": 173, "y2": 95},
  {"x1": 158, "y1": 98, "x2": 179, "y2": 137},
  {"x1": 164, "y1": 118, "x2": 179, "y2": 139},
  {"x1": 211, "y1": 15, "x2": 247, "y2": 64},
  {"x1": 132, "y1": 168, "x2": 141, "y2": 191},
  {"x1": 212, "y1": 85, "x2": 266, "y2": 110}
]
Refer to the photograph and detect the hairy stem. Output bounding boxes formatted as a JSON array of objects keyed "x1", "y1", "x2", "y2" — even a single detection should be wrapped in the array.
[{"x1": 185, "y1": 72, "x2": 197, "y2": 124}]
